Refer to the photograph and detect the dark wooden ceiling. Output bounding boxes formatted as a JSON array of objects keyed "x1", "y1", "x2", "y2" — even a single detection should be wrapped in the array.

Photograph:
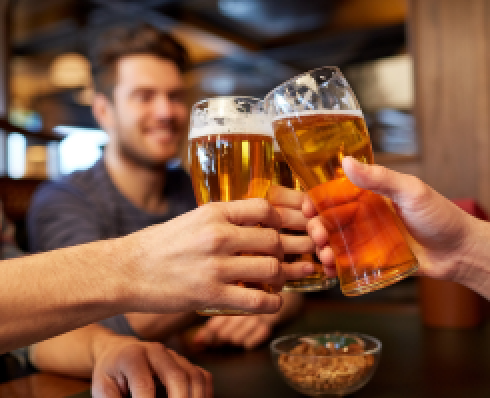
[{"x1": 9, "y1": 0, "x2": 407, "y2": 128}]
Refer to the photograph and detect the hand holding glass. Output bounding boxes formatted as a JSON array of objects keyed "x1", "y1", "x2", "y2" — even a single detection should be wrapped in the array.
[
  {"x1": 189, "y1": 96, "x2": 275, "y2": 314},
  {"x1": 273, "y1": 141, "x2": 338, "y2": 292},
  {"x1": 265, "y1": 67, "x2": 419, "y2": 296}
]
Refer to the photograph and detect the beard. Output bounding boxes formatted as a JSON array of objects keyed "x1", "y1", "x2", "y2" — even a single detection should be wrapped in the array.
[
  {"x1": 117, "y1": 139, "x2": 170, "y2": 172},
  {"x1": 113, "y1": 115, "x2": 183, "y2": 172}
]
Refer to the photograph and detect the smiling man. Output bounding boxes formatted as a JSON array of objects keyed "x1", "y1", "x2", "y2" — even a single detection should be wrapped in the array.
[
  {"x1": 28, "y1": 24, "x2": 198, "y2": 340},
  {"x1": 27, "y1": 24, "x2": 303, "y2": 390}
]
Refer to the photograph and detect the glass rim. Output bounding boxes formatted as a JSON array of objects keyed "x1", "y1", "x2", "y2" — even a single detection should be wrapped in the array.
[
  {"x1": 264, "y1": 65, "x2": 342, "y2": 101},
  {"x1": 191, "y1": 95, "x2": 263, "y2": 111},
  {"x1": 270, "y1": 332, "x2": 382, "y2": 358},
  {"x1": 189, "y1": 95, "x2": 271, "y2": 139}
]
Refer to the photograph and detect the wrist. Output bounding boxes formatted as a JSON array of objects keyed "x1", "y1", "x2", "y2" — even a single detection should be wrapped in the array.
[
  {"x1": 107, "y1": 233, "x2": 146, "y2": 313},
  {"x1": 453, "y1": 216, "x2": 490, "y2": 299},
  {"x1": 90, "y1": 326, "x2": 118, "y2": 370}
]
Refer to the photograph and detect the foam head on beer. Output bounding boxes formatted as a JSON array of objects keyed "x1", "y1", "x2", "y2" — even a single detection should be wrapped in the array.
[
  {"x1": 265, "y1": 66, "x2": 419, "y2": 296},
  {"x1": 189, "y1": 96, "x2": 274, "y2": 205},
  {"x1": 189, "y1": 96, "x2": 276, "y2": 315},
  {"x1": 189, "y1": 97, "x2": 270, "y2": 139}
]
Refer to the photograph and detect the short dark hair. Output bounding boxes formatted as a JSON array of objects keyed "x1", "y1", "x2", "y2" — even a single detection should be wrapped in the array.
[{"x1": 90, "y1": 23, "x2": 190, "y2": 100}]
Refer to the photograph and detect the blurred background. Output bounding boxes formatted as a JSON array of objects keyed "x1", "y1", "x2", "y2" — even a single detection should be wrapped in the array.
[
  {"x1": 3, "y1": 0, "x2": 414, "y2": 181},
  {"x1": 2, "y1": 3, "x2": 490, "y2": 394},
  {"x1": 2, "y1": 0, "x2": 490, "y2": 311}
]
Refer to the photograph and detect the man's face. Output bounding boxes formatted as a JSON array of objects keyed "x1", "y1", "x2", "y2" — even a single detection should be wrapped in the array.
[{"x1": 109, "y1": 54, "x2": 188, "y2": 168}]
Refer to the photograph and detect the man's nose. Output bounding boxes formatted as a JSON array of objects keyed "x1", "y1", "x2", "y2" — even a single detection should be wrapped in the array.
[{"x1": 153, "y1": 95, "x2": 174, "y2": 118}]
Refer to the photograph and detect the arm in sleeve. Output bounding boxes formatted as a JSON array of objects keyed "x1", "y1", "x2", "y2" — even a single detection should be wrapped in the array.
[
  {"x1": 27, "y1": 183, "x2": 137, "y2": 337},
  {"x1": 27, "y1": 183, "x2": 104, "y2": 252}
]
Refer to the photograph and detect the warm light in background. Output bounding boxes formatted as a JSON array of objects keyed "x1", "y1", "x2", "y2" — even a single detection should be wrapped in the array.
[
  {"x1": 7, "y1": 133, "x2": 26, "y2": 179},
  {"x1": 25, "y1": 145, "x2": 47, "y2": 179},
  {"x1": 54, "y1": 126, "x2": 108, "y2": 175},
  {"x1": 345, "y1": 54, "x2": 414, "y2": 111},
  {"x1": 49, "y1": 53, "x2": 91, "y2": 88}
]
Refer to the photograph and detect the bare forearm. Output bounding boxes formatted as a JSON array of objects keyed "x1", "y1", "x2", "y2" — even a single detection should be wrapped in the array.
[
  {"x1": 126, "y1": 311, "x2": 199, "y2": 341},
  {"x1": 30, "y1": 324, "x2": 115, "y2": 378},
  {"x1": 0, "y1": 198, "x2": 316, "y2": 354},
  {"x1": 454, "y1": 217, "x2": 490, "y2": 300},
  {"x1": 0, "y1": 238, "x2": 134, "y2": 353}
]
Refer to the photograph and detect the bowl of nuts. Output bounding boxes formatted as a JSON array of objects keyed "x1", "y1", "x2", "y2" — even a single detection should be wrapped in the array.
[{"x1": 270, "y1": 332, "x2": 381, "y2": 396}]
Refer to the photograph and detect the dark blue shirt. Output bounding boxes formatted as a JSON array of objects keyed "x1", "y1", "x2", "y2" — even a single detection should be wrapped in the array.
[{"x1": 27, "y1": 158, "x2": 197, "y2": 337}]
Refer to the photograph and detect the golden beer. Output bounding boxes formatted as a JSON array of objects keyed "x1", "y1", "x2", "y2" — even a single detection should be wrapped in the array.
[
  {"x1": 189, "y1": 96, "x2": 275, "y2": 314},
  {"x1": 190, "y1": 134, "x2": 274, "y2": 206},
  {"x1": 273, "y1": 148, "x2": 337, "y2": 292},
  {"x1": 273, "y1": 110, "x2": 418, "y2": 296}
]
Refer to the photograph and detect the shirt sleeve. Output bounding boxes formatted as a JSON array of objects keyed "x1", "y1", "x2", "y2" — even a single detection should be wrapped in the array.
[
  {"x1": 27, "y1": 182, "x2": 104, "y2": 253},
  {"x1": 27, "y1": 183, "x2": 143, "y2": 337},
  {"x1": 26, "y1": 182, "x2": 137, "y2": 338},
  {"x1": 98, "y1": 315, "x2": 138, "y2": 338}
]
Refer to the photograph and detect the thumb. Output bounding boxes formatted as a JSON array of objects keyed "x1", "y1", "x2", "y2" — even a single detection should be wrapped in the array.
[{"x1": 342, "y1": 156, "x2": 412, "y2": 205}]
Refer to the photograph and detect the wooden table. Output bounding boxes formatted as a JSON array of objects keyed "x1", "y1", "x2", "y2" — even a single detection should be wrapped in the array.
[
  {"x1": 1, "y1": 302, "x2": 489, "y2": 397},
  {"x1": 190, "y1": 303, "x2": 490, "y2": 398},
  {"x1": 0, "y1": 373, "x2": 89, "y2": 398}
]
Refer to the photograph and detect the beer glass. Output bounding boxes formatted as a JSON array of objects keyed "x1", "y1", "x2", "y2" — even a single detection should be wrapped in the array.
[
  {"x1": 265, "y1": 66, "x2": 419, "y2": 296},
  {"x1": 273, "y1": 140, "x2": 338, "y2": 292},
  {"x1": 189, "y1": 96, "x2": 275, "y2": 315}
]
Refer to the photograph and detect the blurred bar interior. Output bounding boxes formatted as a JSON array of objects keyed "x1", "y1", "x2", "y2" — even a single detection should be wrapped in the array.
[{"x1": 1, "y1": 0, "x2": 490, "y2": 321}]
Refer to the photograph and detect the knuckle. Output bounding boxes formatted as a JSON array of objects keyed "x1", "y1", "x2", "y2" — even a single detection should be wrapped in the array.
[
  {"x1": 248, "y1": 293, "x2": 268, "y2": 311},
  {"x1": 202, "y1": 257, "x2": 223, "y2": 281},
  {"x1": 200, "y1": 202, "x2": 220, "y2": 220},
  {"x1": 407, "y1": 176, "x2": 432, "y2": 210},
  {"x1": 202, "y1": 225, "x2": 230, "y2": 253},
  {"x1": 306, "y1": 218, "x2": 318, "y2": 236},
  {"x1": 270, "y1": 230, "x2": 281, "y2": 250},
  {"x1": 262, "y1": 228, "x2": 281, "y2": 253},
  {"x1": 121, "y1": 343, "x2": 146, "y2": 360},
  {"x1": 147, "y1": 341, "x2": 166, "y2": 354},
  {"x1": 131, "y1": 378, "x2": 156, "y2": 395},
  {"x1": 371, "y1": 164, "x2": 389, "y2": 188},
  {"x1": 266, "y1": 257, "x2": 281, "y2": 279},
  {"x1": 199, "y1": 284, "x2": 223, "y2": 308},
  {"x1": 373, "y1": 163, "x2": 388, "y2": 178},
  {"x1": 189, "y1": 366, "x2": 206, "y2": 383},
  {"x1": 255, "y1": 198, "x2": 273, "y2": 218},
  {"x1": 165, "y1": 348, "x2": 177, "y2": 357},
  {"x1": 167, "y1": 368, "x2": 189, "y2": 386}
]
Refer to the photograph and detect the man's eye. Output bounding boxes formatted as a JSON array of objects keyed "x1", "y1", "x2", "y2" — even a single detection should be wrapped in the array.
[
  {"x1": 169, "y1": 91, "x2": 186, "y2": 103},
  {"x1": 136, "y1": 91, "x2": 154, "y2": 102}
]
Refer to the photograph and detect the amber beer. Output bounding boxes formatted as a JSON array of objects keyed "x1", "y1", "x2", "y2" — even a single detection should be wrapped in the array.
[
  {"x1": 273, "y1": 146, "x2": 336, "y2": 292},
  {"x1": 190, "y1": 133, "x2": 274, "y2": 206},
  {"x1": 273, "y1": 110, "x2": 418, "y2": 296},
  {"x1": 189, "y1": 133, "x2": 275, "y2": 313},
  {"x1": 189, "y1": 97, "x2": 275, "y2": 314}
]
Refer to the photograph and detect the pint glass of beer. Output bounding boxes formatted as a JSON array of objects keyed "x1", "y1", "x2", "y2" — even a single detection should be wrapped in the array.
[
  {"x1": 265, "y1": 66, "x2": 419, "y2": 296},
  {"x1": 189, "y1": 96, "x2": 275, "y2": 315},
  {"x1": 273, "y1": 141, "x2": 338, "y2": 292}
]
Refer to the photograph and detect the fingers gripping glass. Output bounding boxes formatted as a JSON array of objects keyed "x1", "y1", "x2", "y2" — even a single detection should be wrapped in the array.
[
  {"x1": 273, "y1": 140, "x2": 338, "y2": 292},
  {"x1": 265, "y1": 67, "x2": 419, "y2": 296},
  {"x1": 189, "y1": 96, "x2": 275, "y2": 315}
]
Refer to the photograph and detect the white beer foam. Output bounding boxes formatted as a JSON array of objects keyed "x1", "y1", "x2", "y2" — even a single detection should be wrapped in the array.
[
  {"x1": 273, "y1": 139, "x2": 280, "y2": 153},
  {"x1": 272, "y1": 109, "x2": 363, "y2": 122},
  {"x1": 189, "y1": 118, "x2": 272, "y2": 139}
]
